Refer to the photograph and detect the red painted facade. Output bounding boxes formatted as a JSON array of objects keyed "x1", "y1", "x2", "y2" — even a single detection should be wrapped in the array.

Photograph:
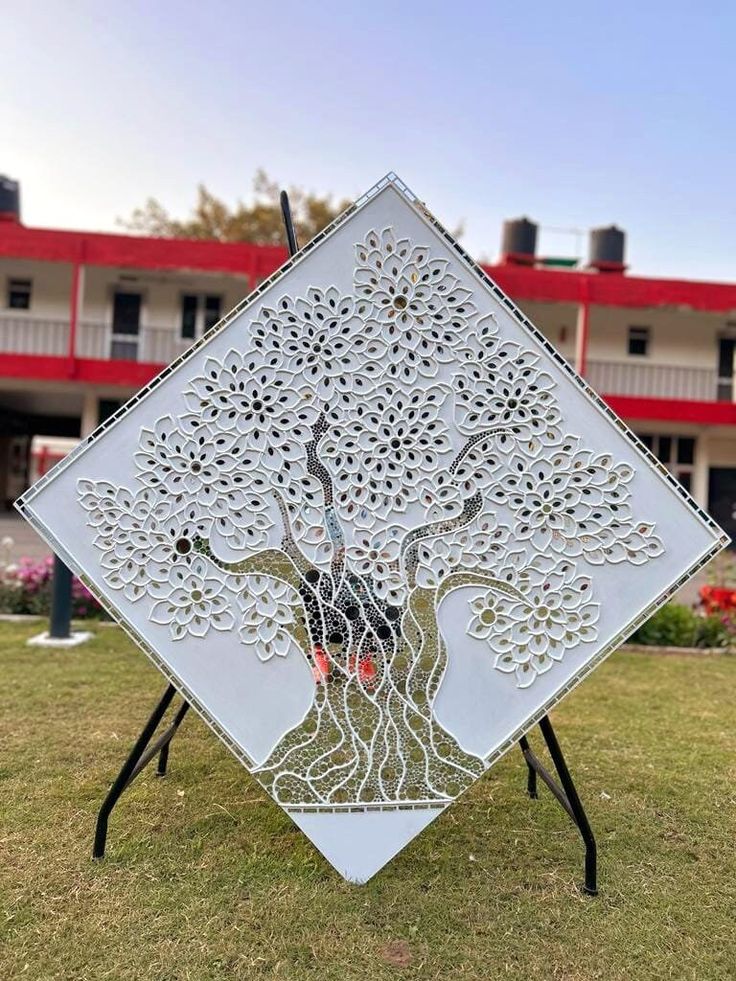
[
  {"x1": 4, "y1": 220, "x2": 736, "y2": 311},
  {"x1": 0, "y1": 219, "x2": 285, "y2": 278},
  {"x1": 3, "y1": 219, "x2": 736, "y2": 424}
]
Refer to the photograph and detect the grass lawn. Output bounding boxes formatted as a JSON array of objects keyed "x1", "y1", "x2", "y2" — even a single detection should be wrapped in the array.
[{"x1": 1, "y1": 622, "x2": 735, "y2": 980}]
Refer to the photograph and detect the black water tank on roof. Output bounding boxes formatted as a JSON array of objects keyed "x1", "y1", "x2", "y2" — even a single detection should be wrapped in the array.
[
  {"x1": 589, "y1": 225, "x2": 625, "y2": 269},
  {"x1": 501, "y1": 217, "x2": 538, "y2": 260},
  {"x1": 0, "y1": 176, "x2": 20, "y2": 221}
]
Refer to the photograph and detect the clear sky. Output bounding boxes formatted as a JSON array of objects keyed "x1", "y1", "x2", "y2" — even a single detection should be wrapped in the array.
[{"x1": 3, "y1": 0, "x2": 734, "y2": 281}]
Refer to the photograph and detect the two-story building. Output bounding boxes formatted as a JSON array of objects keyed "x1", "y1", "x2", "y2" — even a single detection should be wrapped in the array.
[{"x1": 2, "y1": 175, "x2": 735, "y2": 540}]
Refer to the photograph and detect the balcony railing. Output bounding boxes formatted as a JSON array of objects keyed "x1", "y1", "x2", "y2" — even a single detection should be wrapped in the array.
[
  {"x1": 0, "y1": 315, "x2": 191, "y2": 366},
  {"x1": 0, "y1": 314, "x2": 68, "y2": 356},
  {"x1": 0, "y1": 315, "x2": 725, "y2": 404},
  {"x1": 76, "y1": 321, "x2": 190, "y2": 364},
  {"x1": 585, "y1": 359, "x2": 718, "y2": 402}
]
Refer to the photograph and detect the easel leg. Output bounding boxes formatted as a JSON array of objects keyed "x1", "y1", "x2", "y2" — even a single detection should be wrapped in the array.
[
  {"x1": 519, "y1": 715, "x2": 598, "y2": 896},
  {"x1": 518, "y1": 734, "x2": 538, "y2": 799},
  {"x1": 538, "y1": 716, "x2": 597, "y2": 895},
  {"x1": 156, "y1": 700, "x2": 190, "y2": 777},
  {"x1": 93, "y1": 684, "x2": 189, "y2": 859}
]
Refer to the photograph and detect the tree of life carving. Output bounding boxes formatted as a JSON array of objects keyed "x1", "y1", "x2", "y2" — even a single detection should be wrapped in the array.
[{"x1": 78, "y1": 226, "x2": 664, "y2": 811}]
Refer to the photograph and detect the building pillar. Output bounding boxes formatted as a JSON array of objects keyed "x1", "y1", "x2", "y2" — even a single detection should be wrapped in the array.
[
  {"x1": 81, "y1": 391, "x2": 98, "y2": 438},
  {"x1": 692, "y1": 431, "x2": 709, "y2": 510},
  {"x1": 66, "y1": 261, "x2": 85, "y2": 373},
  {"x1": 574, "y1": 298, "x2": 590, "y2": 377}
]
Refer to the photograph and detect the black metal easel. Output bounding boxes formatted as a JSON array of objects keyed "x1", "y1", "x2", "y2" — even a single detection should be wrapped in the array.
[{"x1": 92, "y1": 191, "x2": 598, "y2": 896}]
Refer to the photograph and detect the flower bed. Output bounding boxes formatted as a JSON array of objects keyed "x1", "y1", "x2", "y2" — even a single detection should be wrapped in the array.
[
  {"x1": 0, "y1": 541, "x2": 105, "y2": 618},
  {"x1": 699, "y1": 585, "x2": 736, "y2": 614}
]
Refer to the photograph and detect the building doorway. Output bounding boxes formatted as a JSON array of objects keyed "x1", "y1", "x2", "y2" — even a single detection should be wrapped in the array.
[
  {"x1": 708, "y1": 468, "x2": 736, "y2": 546},
  {"x1": 717, "y1": 337, "x2": 735, "y2": 402},
  {"x1": 111, "y1": 291, "x2": 142, "y2": 360}
]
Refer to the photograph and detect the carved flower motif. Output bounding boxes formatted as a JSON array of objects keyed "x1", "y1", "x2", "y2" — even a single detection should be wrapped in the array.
[
  {"x1": 418, "y1": 471, "x2": 465, "y2": 522},
  {"x1": 78, "y1": 480, "x2": 213, "y2": 602},
  {"x1": 134, "y1": 415, "x2": 237, "y2": 507},
  {"x1": 415, "y1": 537, "x2": 466, "y2": 590},
  {"x1": 250, "y1": 288, "x2": 385, "y2": 403},
  {"x1": 415, "y1": 515, "x2": 510, "y2": 589},
  {"x1": 150, "y1": 557, "x2": 234, "y2": 640},
  {"x1": 237, "y1": 575, "x2": 300, "y2": 660},
  {"x1": 468, "y1": 559, "x2": 599, "y2": 688},
  {"x1": 184, "y1": 351, "x2": 318, "y2": 471},
  {"x1": 467, "y1": 590, "x2": 513, "y2": 641},
  {"x1": 453, "y1": 341, "x2": 560, "y2": 440},
  {"x1": 346, "y1": 526, "x2": 406, "y2": 603},
  {"x1": 354, "y1": 227, "x2": 475, "y2": 381},
  {"x1": 322, "y1": 384, "x2": 453, "y2": 522},
  {"x1": 493, "y1": 436, "x2": 664, "y2": 563}
]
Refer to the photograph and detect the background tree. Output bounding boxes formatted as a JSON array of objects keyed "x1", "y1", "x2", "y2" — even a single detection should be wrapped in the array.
[{"x1": 120, "y1": 169, "x2": 353, "y2": 245}]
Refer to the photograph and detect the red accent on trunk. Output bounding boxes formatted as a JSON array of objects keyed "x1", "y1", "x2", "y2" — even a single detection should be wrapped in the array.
[{"x1": 312, "y1": 647, "x2": 330, "y2": 683}]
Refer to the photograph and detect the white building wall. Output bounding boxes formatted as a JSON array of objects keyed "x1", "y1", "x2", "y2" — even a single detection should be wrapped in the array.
[
  {"x1": 81, "y1": 268, "x2": 250, "y2": 329},
  {"x1": 1, "y1": 259, "x2": 74, "y2": 318},
  {"x1": 586, "y1": 306, "x2": 727, "y2": 370},
  {"x1": 514, "y1": 300, "x2": 578, "y2": 363}
]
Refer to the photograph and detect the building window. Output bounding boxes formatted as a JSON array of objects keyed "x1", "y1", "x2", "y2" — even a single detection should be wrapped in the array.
[
  {"x1": 180, "y1": 294, "x2": 222, "y2": 341},
  {"x1": 636, "y1": 432, "x2": 695, "y2": 491},
  {"x1": 110, "y1": 290, "x2": 142, "y2": 360},
  {"x1": 204, "y1": 295, "x2": 222, "y2": 331},
  {"x1": 181, "y1": 295, "x2": 198, "y2": 340},
  {"x1": 717, "y1": 337, "x2": 735, "y2": 401},
  {"x1": 7, "y1": 278, "x2": 31, "y2": 310},
  {"x1": 627, "y1": 326, "x2": 650, "y2": 357}
]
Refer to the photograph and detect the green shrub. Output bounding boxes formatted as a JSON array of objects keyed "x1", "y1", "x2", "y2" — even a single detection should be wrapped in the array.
[{"x1": 630, "y1": 602, "x2": 731, "y2": 649}]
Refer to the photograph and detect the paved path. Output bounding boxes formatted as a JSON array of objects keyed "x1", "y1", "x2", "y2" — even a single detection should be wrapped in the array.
[{"x1": 0, "y1": 512, "x2": 51, "y2": 561}]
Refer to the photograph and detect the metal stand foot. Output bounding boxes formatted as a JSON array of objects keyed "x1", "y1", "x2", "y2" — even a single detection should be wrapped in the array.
[
  {"x1": 519, "y1": 715, "x2": 598, "y2": 896},
  {"x1": 93, "y1": 685, "x2": 190, "y2": 859}
]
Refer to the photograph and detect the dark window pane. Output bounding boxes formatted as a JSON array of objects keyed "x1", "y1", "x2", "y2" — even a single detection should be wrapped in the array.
[
  {"x1": 112, "y1": 292, "x2": 141, "y2": 336},
  {"x1": 181, "y1": 294, "x2": 198, "y2": 340},
  {"x1": 717, "y1": 381, "x2": 733, "y2": 402},
  {"x1": 677, "y1": 437, "x2": 695, "y2": 465},
  {"x1": 656, "y1": 436, "x2": 672, "y2": 464},
  {"x1": 7, "y1": 278, "x2": 31, "y2": 309},
  {"x1": 204, "y1": 295, "x2": 222, "y2": 331},
  {"x1": 628, "y1": 326, "x2": 649, "y2": 357},
  {"x1": 677, "y1": 471, "x2": 692, "y2": 492},
  {"x1": 718, "y1": 338, "x2": 735, "y2": 378},
  {"x1": 636, "y1": 433, "x2": 654, "y2": 451}
]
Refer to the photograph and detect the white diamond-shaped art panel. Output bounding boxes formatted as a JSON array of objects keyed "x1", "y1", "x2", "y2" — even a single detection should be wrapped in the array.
[{"x1": 18, "y1": 174, "x2": 727, "y2": 882}]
